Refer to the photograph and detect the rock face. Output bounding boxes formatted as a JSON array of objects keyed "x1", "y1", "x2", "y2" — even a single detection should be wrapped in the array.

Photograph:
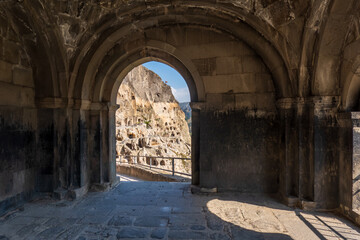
[
  {"x1": 116, "y1": 65, "x2": 191, "y2": 174},
  {"x1": 179, "y1": 102, "x2": 192, "y2": 133}
]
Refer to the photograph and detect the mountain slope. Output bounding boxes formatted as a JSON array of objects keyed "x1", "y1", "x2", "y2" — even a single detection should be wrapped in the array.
[
  {"x1": 179, "y1": 102, "x2": 192, "y2": 133},
  {"x1": 116, "y1": 65, "x2": 191, "y2": 174}
]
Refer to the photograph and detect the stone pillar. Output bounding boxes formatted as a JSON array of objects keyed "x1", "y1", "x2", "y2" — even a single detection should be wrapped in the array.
[
  {"x1": 336, "y1": 112, "x2": 360, "y2": 224},
  {"x1": 108, "y1": 104, "x2": 119, "y2": 184},
  {"x1": 277, "y1": 98, "x2": 299, "y2": 205},
  {"x1": 33, "y1": 99, "x2": 118, "y2": 199},
  {"x1": 69, "y1": 107, "x2": 81, "y2": 189},
  {"x1": 190, "y1": 102, "x2": 202, "y2": 186},
  {"x1": 337, "y1": 112, "x2": 353, "y2": 215},
  {"x1": 87, "y1": 102, "x2": 119, "y2": 190},
  {"x1": 312, "y1": 96, "x2": 339, "y2": 209},
  {"x1": 53, "y1": 102, "x2": 92, "y2": 199},
  {"x1": 297, "y1": 98, "x2": 315, "y2": 203},
  {"x1": 79, "y1": 108, "x2": 90, "y2": 189},
  {"x1": 88, "y1": 108, "x2": 101, "y2": 184},
  {"x1": 53, "y1": 108, "x2": 69, "y2": 190},
  {"x1": 35, "y1": 98, "x2": 87, "y2": 199},
  {"x1": 35, "y1": 98, "x2": 72, "y2": 193},
  {"x1": 351, "y1": 113, "x2": 360, "y2": 213},
  {"x1": 35, "y1": 107, "x2": 55, "y2": 192},
  {"x1": 100, "y1": 108, "x2": 109, "y2": 183}
]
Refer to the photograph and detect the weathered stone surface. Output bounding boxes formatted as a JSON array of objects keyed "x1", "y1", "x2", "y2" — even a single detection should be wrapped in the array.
[
  {"x1": 209, "y1": 233, "x2": 231, "y2": 240},
  {"x1": 134, "y1": 216, "x2": 169, "y2": 227},
  {"x1": 0, "y1": 60, "x2": 12, "y2": 83},
  {"x1": 16, "y1": 224, "x2": 39, "y2": 237},
  {"x1": 151, "y1": 227, "x2": 167, "y2": 239},
  {"x1": 168, "y1": 230, "x2": 207, "y2": 239},
  {"x1": 107, "y1": 215, "x2": 133, "y2": 226},
  {"x1": 36, "y1": 226, "x2": 66, "y2": 239},
  {"x1": 205, "y1": 215, "x2": 224, "y2": 231},
  {"x1": 242, "y1": 55, "x2": 266, "y2": 73},
  {"x1": 169, "y1": 214, "x2": 205, "y2": 227},
  {"x1": 190, "y1": 224, "x2": 206, "y2": 230},
  {"x1": 79, "y1": 214, "x2": 111, "y2": 225},
  {"x1": 1, "y1": 0, "x2": 360, "y2": 228},
  {"x1": 199, "y1": 110, "x2": 279, "y2": 192},
  {"x1": 3, "y1": 40, "x2": 19, "y2": 64},
  {"x1": 56, "y1": 225, "x2": 85, "y2": 240},
  {"x1": 12, "y1": 67, "x2": 33, "y2": 88},
  {"x1": 79, "y1": 225, "x2": 117, "y2": 239},
  {"x1": 0, "y1": 82, "x2": 34, "y2": 107},
  {"x1": 0, "y1": 179, "x2": 359, "y2": 239},
  {"x1": 192, "y1": 58, "x2": 216, "y2": 76},
  {"x1": 116, "y1": 227, "x2": 149, "y2": 239}
]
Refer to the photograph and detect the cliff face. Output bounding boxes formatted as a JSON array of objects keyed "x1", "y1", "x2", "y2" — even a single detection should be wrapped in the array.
[
  {"x1": 179, "y1": 102, "x2": 192, "y2": 133},
  {"x1": 116, "y1": 65, "x2": 191, "y2": 174}
]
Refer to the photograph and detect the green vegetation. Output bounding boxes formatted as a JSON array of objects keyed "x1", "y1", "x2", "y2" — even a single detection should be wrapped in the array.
[{"x1": 142, "y1": 115, "x2": 152, "y2": 129}]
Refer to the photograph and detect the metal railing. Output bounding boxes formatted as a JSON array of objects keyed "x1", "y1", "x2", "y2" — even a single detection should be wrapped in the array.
[{"x1": 116, "y1": 155, "x2": 191, "y2": 177}]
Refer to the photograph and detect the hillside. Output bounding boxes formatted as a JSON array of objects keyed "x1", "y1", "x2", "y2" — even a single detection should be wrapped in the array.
[
  {"x1": 116, "y1": 65, "x2": 191, "y2": 174},
  {"x1": 179, "y1": 102, "x2": 192, "y2": 133}
]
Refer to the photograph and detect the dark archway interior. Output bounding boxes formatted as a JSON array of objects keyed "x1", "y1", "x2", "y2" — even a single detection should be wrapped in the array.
[{"x1": 1, "y1": 0, "x2": 360, "y2": 228}]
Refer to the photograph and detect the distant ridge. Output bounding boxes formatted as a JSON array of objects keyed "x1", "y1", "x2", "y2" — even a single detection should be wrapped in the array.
[{"x1": 179, "y1": 102, "x2": 192, "y2": 133}]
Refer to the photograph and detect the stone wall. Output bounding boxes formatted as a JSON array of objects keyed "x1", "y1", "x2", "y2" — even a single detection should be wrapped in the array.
[
  {"x1": 199, "y1": 111, "x2": 279, "y2": 192},
  {"x1": 176, "y1": 27, "x2": 279, "y2": 192},
  {"x1": 0, "y1": 11, "x2": 37, "y2": 214}
]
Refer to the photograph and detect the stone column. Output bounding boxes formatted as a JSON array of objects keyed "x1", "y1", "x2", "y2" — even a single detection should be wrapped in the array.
[
  {"x1": 52, "y1": 107, "x2": 69, "y2": 190},
  {"x1": 79, "y1": 108, "x2": 90, "y2": 189},
  {"x1": 277, "y1": 98, "x2": 299, "y2": 205},
  {"x1": 87, "y1": 108, "x2": 101, "y2": 184},
  {"x1": 53, "y1": 103, "x2": 93, "y2": 199},
  {"x1": 100, "y1": 107, "x2": 109, "y2": 183},
  {"x1": 36, "y1": 98, "x2": 70, "y2": 194},
  {"x1": 337, "y1": 112, "x2": 353, "y2": 215},
  {"x1": 108, "y1": 104, "x2": 119, "y2": 184},
  {"x1": 69, "y1": 106, "x2": 81, "y2": 189},
  {"x1": 34, "y1": 99, "x2": 118, "y2": 199},
  {"x1": 190, "y1": 102, "x2": 203, "y2": 186},
  {"x1": 87, "y1": 102, "x2": 119, "y2": 190},
  {"x1": 35, "y1": 98, "x2": 89, "y2": 199},
  {"x1": 66, "y1": 99, "x2": 89, "y2": 191},
  {"x1": 35, "y1": 107, "x2": 55, "y2": 192},
  {"x1": 297, "y1": 98, "x2": 315, "y2": 203},
  {"x1": 351, "y1": 113, "x2": 360, "y2": 213},
  {"x1": 312, "y1": 96, "x2": 339, "y2": 209}
]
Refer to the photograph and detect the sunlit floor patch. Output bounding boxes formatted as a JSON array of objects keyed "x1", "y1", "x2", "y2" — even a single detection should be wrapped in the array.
[
  {"x1": 298, "y1": 212, "x2": 360, "y2": 240},
  {"x1": 118, "y1": 174, "x2": 142, "y2": 182},
  {"x1": 206, "y1": 198, "x2": 287, "y2": 234}
]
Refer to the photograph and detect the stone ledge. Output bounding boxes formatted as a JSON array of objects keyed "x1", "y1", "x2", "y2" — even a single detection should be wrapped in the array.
[
  {"x1": 67, "y1": 185, "x2": 88, "y2": 200},
  {"x1": 117, "y1": 164, "x2": 189, "y2": 182},
  {"x1": 282, "y1": 195, "x2": 299, "y2": 208},
  {"x1": 190, "y1": 185, "x2": 217, "y2": 194}
]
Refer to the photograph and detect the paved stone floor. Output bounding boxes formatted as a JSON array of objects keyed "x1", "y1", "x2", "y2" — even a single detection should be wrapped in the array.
[{"x1": 1, "y1": 175, "x2": 360, "y2": 239}]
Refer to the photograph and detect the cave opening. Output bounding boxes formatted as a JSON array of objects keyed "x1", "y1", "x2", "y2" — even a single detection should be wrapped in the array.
[{"x1": 115, "y1": 61, "x2": 192, "y2": 182}]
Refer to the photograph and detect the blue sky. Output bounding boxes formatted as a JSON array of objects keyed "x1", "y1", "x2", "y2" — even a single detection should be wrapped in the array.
[{"x1": 143, "y1": 61, "x2": 190, "y2": 103}]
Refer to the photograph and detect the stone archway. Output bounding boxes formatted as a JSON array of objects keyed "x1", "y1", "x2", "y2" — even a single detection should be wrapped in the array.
[
  {"x1": 0, "y1": 1, "x2": 301, "y2": 213},
  {"x1": 5, "y1": 0, "x2": 360, "y2": 227},
  {"x1": 70, "y1": 16, "x2": 290, "y2": 193},
  {"x1": 107, "y1": 54, "x2": 202, "y2": 185}
]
